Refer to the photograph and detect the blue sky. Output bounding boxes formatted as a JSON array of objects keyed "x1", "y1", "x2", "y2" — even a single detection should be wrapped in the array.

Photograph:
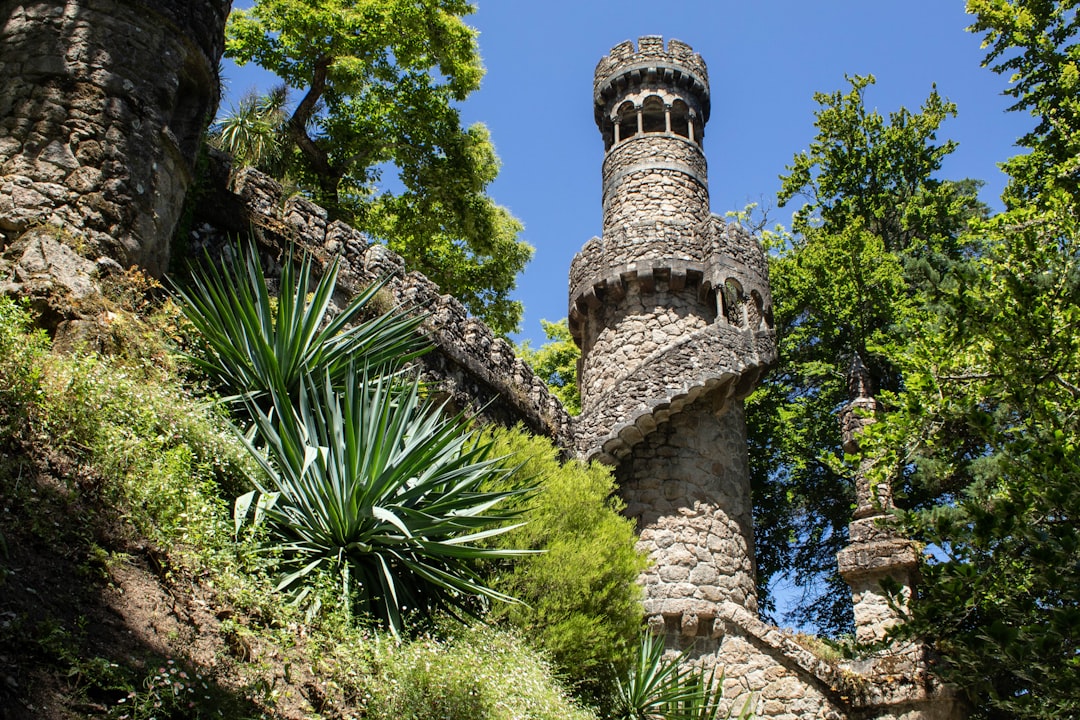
[{"x1": 221, "y1": 1, "x2": 1032, "y2": 347}]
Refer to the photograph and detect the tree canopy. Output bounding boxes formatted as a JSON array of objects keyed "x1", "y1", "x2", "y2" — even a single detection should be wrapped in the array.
[
  {"x1": 750, "y1": 1, "x2": 1080, "y2": 714},
  {"x1": 746, "y1": 75, "x2": 984, "y2": 632},
  {"x1": 220, "y1": 0, "x2": 532, "y2": 335},
  {"x1": 858, "y1": 2, "x2": 1080, "y2": 716}
]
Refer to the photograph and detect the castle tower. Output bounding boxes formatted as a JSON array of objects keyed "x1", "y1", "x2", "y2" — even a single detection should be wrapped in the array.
[
  {"x1": 0, "y1": 0, "x2": 230, "y2": 276},
  {"x1": 569, "y1": 37, "x2": 777, "y2": 649}
]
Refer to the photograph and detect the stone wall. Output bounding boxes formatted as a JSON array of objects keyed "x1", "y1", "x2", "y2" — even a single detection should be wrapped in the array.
[
  {"x1": 190, "y1": 159, "x2": 574, "y2": 447},
  {"x1": 602, "y1": 134, "x2": 710, "y2": 234},
  {"x1": 624, "y1": 397, "x2": 758, "y2": 621},
  {"x1": 0, "y1": 0, "x2": 229, "y2": 277}
]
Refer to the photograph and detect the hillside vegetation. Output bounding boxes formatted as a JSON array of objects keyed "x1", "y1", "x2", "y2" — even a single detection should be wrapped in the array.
[{"x1": 0, "y1": 261, "x2": 619, "y2": 719}]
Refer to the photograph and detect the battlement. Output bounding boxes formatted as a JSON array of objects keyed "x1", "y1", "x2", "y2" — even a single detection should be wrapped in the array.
[
  {"x1": 188, "y1": 156, "x2": 575, "y2": 449},
  {"x1": 594, "y1": 36, "x2": 710, "y2": 132}
]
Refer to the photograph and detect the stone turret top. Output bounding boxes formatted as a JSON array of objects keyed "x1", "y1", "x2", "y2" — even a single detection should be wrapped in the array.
[{"x1": 593, "y1": 36, "x2": 711, "y2": 128}]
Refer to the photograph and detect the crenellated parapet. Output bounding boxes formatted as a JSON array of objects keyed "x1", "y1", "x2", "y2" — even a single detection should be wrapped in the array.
[
  {"x1": 593, "y1": 36, "x2": 709, "y2": 148},
  {"x1": 569, "y1": 217, "x2": 775, "y2": 463},
  {"x1": 188, "y1": 157, "x2": 575, "y2": 449}
]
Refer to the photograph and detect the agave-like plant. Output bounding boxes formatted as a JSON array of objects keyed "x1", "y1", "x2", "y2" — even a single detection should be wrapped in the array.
[
  {"x1": 613, "y1": 633, "x2": 753, "y2": 720},
  {"x1": 172, "y1": 242, "x2": 427, "y2": 409},
  {"x1": 209, "y1": 85, "x2": 290, "y2": 175},
  {"x1": 235, "y1": 366, "x2": 532, "y2": 634}
]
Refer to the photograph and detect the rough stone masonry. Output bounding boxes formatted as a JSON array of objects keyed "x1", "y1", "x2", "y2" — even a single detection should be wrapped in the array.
[{"x1": 570, "y1": 36, "x2": 965, "y2": 720}]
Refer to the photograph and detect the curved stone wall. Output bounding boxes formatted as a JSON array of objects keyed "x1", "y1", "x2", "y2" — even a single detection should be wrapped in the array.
[
  {"x1": 578, "y1": 278, "x2": 716, "y2": 412},
  {"x1": 0, "y1": 0, "x2": 229, "y2": 275},
  {"x1": 623, "y1": 397, "x2": 758, "y2": 617},
  {"x1": 601, "y1": 134, "x2": 710, "y2": 235}
]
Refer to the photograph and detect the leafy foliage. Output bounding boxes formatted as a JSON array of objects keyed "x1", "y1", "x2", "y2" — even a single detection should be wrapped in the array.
[
  {"x1": 478, "y1": 426, "x2": 645, "y2": 704},
  {"x1": 517, "y1": 318, "x2": 582, "y2": 415},
  {"x1": 0, "y1": 296, "x2": 48, "y2": 441},
  {"x1": 855, "y1": 4, "x2": 1080, "y2": 716},
  {"x1": 173, "y1": 242, "x2": 528, "y2": 635},
  {"x1": 171, "y1": 243, "x2": 426, "y2": 410},
  {"x1": 0, "y1": 298, "x2": 599, "y2": 720},
  {"x1": 748, "y1": 75, "x2": 982, "y2": 632},
  {"x1": 871, "y1": 191, "x2": 1080, "y2": 720},
  {"x1": 211, "y1": 85, "x2": 292, "y2": 179},
  {"x1": 967, "y1": 0, "x2": 1080, "y2": 206},
  {"x1": 612, "y1": 634, "x2": 751, "y2": 720},
  {"x1": 237, "y1": 369, "x2": 529, "y2": 634},
  {"x1": 222, "y1": 0, "x2": 533, "y2": 334},
  {"x1": 354, "y1": 624, "x2": 598, "y2": 720}
]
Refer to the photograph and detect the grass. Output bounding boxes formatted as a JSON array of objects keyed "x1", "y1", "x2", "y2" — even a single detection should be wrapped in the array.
[{"x1": 0, "y1": 292, "x2": 601, "y2": 719}]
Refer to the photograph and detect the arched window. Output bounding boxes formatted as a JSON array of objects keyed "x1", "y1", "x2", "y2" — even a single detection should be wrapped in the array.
[
  {"x1": 747, "y1": 290, "x2": 764, "y2": 329},
  {"x1": 600, "y1": 117, "x2": 615, "y2": 151},
  {"x1": 642, "y1": 95, "x2": 665, "y2": 133},
  {"x1": 617, "y1": 101, "x2": 637, "y2": 143},
  {"x1": 723, "y1": 279, "x2": 744, "y2": 327},
  {"x1": 691, "y1": 117, "x2": 704, "y2": 147},
  {"x1": 670, "y1": 100, "x2": 690, "y2": 138}
]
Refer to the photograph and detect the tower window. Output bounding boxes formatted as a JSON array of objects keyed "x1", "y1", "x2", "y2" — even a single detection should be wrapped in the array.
[
  {"x1": 670, "y1": 100, "x2": 690, "y2": 138},
  {"x1": 617, "y1": 101, "x2": 637, "y2": 142},
  {"x1": 642, "y1": 95, "x2": 665, "y2": 133}
]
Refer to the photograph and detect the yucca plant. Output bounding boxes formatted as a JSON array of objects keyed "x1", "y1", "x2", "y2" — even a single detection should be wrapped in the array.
[
  {"x1": 209, "y1": 86, "x2": 291, "y2": 175},
  {"x1": 235, "y1": 366, "x2": 532, "y2": 634},
  {"x1": 612, "y1": 633, "x2": 753, "y2": 720},
  {"x1": 172, "y1": 241, "x2": 427, "y2": 410}
]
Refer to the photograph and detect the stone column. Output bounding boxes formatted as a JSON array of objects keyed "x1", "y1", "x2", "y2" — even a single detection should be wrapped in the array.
[{"x1": 835, "y1": 354, "x2": 919, "y2": 644}]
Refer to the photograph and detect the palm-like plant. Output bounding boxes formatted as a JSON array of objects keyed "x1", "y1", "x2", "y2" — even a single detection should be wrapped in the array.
[
  {"x1": 236, "y1": 367, "x2": 530, "y2": 634},
  {"x1": 613, "y1": 633, "x2": 753, "y2": 720},
  {"x1": 210, "y1": 86, "x2": 291, "y2": 175},
  {"x1": 172, "y1": 242, "x2": 426, "y2": 409},
  {"x1": 174, "y1": 243, "x2": 529, "y2": 633}
]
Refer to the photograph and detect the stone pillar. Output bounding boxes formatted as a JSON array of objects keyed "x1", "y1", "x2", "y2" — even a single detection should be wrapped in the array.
[
  {"x1": 0, "y1": 0, "x2": 231, "y2": 277},
  {"x1": 835, "y1": 354, "x2": 919, "y2": 644}
]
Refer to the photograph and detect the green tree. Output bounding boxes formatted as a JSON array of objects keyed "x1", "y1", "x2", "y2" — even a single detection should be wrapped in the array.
[
  {"x1": 747, "y1": 75, "x2": 983, "y2": 633},
  {"x1": 869, "y1": 201, "x2": 1080, "y2": 719},
  {"x1": 860, "y1": 3, "x2": 1080, "y2": 715},
  {"x1": 517, "y1": 319, "x2": 582, "y2": 415},
  {"x1": 223, "y1": 0, "x2": 532, "y2": 335},
  {"x1": 479, "y1": 425, "x2": 646, "y2": 707},
  {"x1": 967, "y1": 0, "x2": 1080, "y2": 207}
]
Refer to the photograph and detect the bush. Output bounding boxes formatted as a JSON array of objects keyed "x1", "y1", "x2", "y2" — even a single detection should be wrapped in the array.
[
  {"x1": 0, "y1": 297, "x2": 48, "y2": 440},
  {"x1": 480, "y1": 426, "x2": 647, "y2": 704},
  {"x1": 0, "y1": 297, "x2": 598, "y2": 719},
  {"x1": 236, "y1": 370, "x2": 529, "y2": 634},
  {"x1": 350, "y1": 624, "x2": 597, "y2": 720}
]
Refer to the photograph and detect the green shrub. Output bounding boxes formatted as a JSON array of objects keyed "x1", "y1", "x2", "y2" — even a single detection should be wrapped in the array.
[
  {"x1": 613, "y1": 633, "x2": 752, "y2": 720},
  {"x1": 171, "y1": 242, "x2": 426, "y2": 411},
  {"x1": 481, "y1": 426, "x2": 647, "y2": 704},
  {"x1": 0, "y1": 296, "x2": 48, "y2": 440},
  {"x1": 0, "y1": 295, "x2": 602, "y2": 718},
  {"x1": 236, "y1": 369, "x2": 529, "y2": 634},
  {"x1": 350, "y1": 624, "x2": 597, "y2": 720}
]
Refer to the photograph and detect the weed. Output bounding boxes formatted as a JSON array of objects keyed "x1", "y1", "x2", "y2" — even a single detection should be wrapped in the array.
[{"x1": 111, "y1": 659, "x2": 216, "y2": 720}]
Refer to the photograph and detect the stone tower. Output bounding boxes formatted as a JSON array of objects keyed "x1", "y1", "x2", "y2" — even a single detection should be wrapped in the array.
[
  {"x1": 569, "y1": 36, "x2": 777, "y2": 649},
  {"x1": 0, "y1": 0, "x2": 231, "y2": 277}
]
